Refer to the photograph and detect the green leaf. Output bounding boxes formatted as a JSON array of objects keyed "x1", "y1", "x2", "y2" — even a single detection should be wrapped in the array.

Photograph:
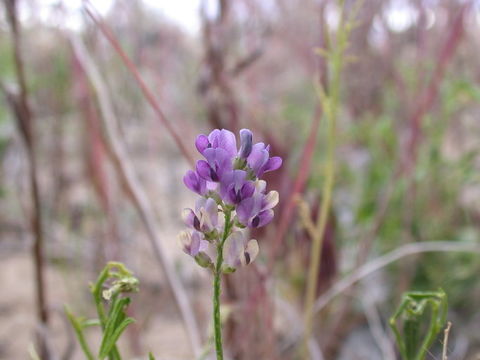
[
  {"x1": 99, "y1": 317, "x2": 135, "y2": 359},
  {"x1": 64, "y1": 306, "x2": 95, "y2": 360},
  {"x1": 98, "y1": 297, "x2": 133, "y2": 359},
  {"x1": 390, "y1": 289, "x2": 447, "y2": 360}
]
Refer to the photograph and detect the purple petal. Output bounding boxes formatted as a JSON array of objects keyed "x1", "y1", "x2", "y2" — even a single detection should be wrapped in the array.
[
  {"x1": 181, "y1": 208, "x2": 197, "y2": 229},
  {"x1": 264, "y1": 156, "x2": 282, "y2": 173},
  {"x1": 219, "y1": 171, "x2": 234, "y2": 200},
  {"x1": 247, "y1": 143, "x2": 269, "y2": 177},
  {"x1": 232, "y1": 169, "x2": 247, "y2": 186},
  {"x1": 202, "y1": 148, "x2": 232, "y2": 182},
  {"x1": 196, "y1": 160, "x2": 214, "y2": 181},
  {"x1": 236, "y1": 197, "x2": 255, "y2": 225},
  {"x1": 189, "y1": 231, "x2": 203, "y2": 255},
  {"x1": 227, "y1": 186, "x2": 239, "y2": 204},
  {"x1": 238, "y1": 129, "x2": 253, "y2": 158},
  {"x1": 195, "y1": 134, "x2": 209, "y2": 154},
  {"x1": 183, "y1": 170, "x2": 206, "y2": 195},
  {"x1": 206, "y1": 181, "x2": 218, "y2": 191},
  {"x1": 225, "y1": 170, "x2": 248, "y2": 203},
  {"x1": 240, "y1": 181, "x2": 255, "y2": 199},
  {"x1": 209, "y1": 129, "x2": 237, "y2": 158},
  {"x1": 207, "y1": 129, "x2": 221, "y2": 145},
  {"x1": 250, "y1": 209, "x2": 274, "y2": 228}
]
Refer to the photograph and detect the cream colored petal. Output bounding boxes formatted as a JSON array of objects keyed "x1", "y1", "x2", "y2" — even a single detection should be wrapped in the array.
[
  {"x1": 241, "y1": 239, "x2": 259, "y2": 266},
  {"x1": 264, "y1": 191, "x2": 279, "y2": 209}
]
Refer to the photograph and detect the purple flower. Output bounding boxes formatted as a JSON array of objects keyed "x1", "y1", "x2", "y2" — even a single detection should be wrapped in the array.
[
  {"x1": 247, "y1": 142, "x2": 282, "y2": 178},
  {"x1": 178, "y1": 230, "x2": 208, "y2": 257},
  {"x1": 238, "y1": 129, "x2": 253, "y2": 159},
  {"x1": 196, "y1": 148, "x2": 233, "y2": 182},
  {"x1": 178, "y1": 230, "x2": 215, "y2": 267},
  {"x1": 183, "y1": 170, "x2": 207, "y2": 195},
  {"x1": 220, "y1": 170, "x2": 255, "y2": 205},
  {"x1": 182, "y1": 197, "x2": 219, "y2": 233},
  {"x1": 195, "y1": 129, "x2": 237, "y2": 159},
  {"x1": 236, "y1": 181, "x2": 279, "y2": 228},
  {"x1": 181, "y1": 128, "x2": 281, "y2": 270},
  {"x1": 223, "y1": 231, "x2": 259, "y2": 270}
]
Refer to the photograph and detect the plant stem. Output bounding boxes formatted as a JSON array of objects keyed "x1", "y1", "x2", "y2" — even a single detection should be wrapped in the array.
[
  {"x1": 302, "y1": 3, "x2": 350, "y2": 357},
  {"x1": 91, "y1": 266, "x2": 121, "y2": 360},
  {"x1": 65, "y1": 307, "x2": 95, "y2": 360},
  {"x1": 213, "y1": 210, "x2": 232, "y2": 360}
]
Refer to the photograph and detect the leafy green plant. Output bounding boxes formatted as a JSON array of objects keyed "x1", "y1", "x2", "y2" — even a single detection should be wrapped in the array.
[
  {"x1": 389, "y1": 289, "x2": 448, "y2": 360},
  {"x1": 66, "y1": 262, "x2": 155, "y2": 360}
]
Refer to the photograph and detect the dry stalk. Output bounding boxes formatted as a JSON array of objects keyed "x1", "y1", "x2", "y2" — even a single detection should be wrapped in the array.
[
  {"x1": 70, "y1": 35, "x2": 201, "y2": 356},
  {"x1": 2, "y1": 0, "x2": 49, "y2": 358},
  {"x1": 442, "y1": 321, "x2": 452, "y2": 360}
]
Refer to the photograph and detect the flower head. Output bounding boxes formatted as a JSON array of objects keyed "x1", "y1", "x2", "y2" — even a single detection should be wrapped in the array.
[{"x1": 180, "y1": 128, "x2": 281, "y2": 271}]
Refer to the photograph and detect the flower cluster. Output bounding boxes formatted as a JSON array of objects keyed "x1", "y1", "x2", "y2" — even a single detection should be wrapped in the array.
[{"x1": 179, "y1": 129, "x2": 282, "y2": 272}]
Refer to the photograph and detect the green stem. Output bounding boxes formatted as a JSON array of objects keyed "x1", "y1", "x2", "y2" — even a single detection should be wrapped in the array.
[
  {"x1": 302, "y1": 4, "x2": 351, "y2": 358},
  {"x1": 91, "y1": 266, "x2": 122, "y2": 360},
  {"x1": 65, "y1": 307, "x2": 95, "y2": 360},
  {"x1": 213, "y1": 210, "x2": 232, "y2": 360}
]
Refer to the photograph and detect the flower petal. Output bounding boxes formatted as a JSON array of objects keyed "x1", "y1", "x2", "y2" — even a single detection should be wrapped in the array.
[
  {"x1": 189, "y1": 231, "x2": 203, "y2": 256},
  {"x1": 241, "y1": 239, "x2": 259, "y2": 265},
  {"x1": 247, "y1": 143, "x2": 269, "y2": 177},
  {"x1": 209, "y1": 129, "x2": 237, "y2": 158},
  {"x1": 236, "y1": 197, "x2": 255, "y2": 225},
  {"x1": 196, "y1": 160, "x2": 213, "y2": 181},
  {"x1": 181, "y1": 208, "x2": 198, "y2": 229},
  {"x1": 177, "y1": 231, "x2": 191, "y2": 254},
  {"x1": 223, "y1": 231, "x2": 245, "y2": 268},
  {"x1": 183, "y1": 170, "x2": 206, "y2": 195},
  {"x1": 238, "y1": 128, "x2": 253, "y2": 158},
  {"x1": 250, "y1": 209, "x2": 274, "y2": 228},
  {"x1": 201, "y1": 198, "x2": 219, "y2": 230},
  {"x1": 262, "y1": 191, "x2": 279, "y2": 210},
  {"x1": 240, "y1": 181, "x2": 255, "y2": 199},
  {"x1": 195, "y1": 134, "x2": 209, "y2": 154},
  {"x1": 264, "y1": 156, "x2": 282, "y2": 173}
]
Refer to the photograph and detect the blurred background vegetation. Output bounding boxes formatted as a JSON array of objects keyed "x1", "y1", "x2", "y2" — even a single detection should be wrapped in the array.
[{"x1": 0, "y1": 0, "x2": 479, "y2": 359}]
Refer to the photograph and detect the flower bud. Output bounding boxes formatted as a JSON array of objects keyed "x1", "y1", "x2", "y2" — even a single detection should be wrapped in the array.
[{"x1": 238, "y1": 129, "x2": 253, "y2": 159}]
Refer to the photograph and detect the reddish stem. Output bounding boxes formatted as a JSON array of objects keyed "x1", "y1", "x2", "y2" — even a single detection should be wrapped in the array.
[{"x1": 83, "y1": 1, "x2": 195, "y2": 166}]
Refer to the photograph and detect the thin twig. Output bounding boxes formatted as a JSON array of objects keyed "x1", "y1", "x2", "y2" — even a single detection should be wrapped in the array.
[
  {"x1": 403, "y1": 3, "x2": 470, "y2": 174},
  {"x1": 2, "y1": 0, "x2": 49, "y2": 358},
  {"x1": 302, "y1": 2, "x2": 351, "y2": 356},
  {"x1": 361, "y1": 297, "x2": 396, "y2": 360},
  {"x1": 271, "y1": 112, "x2": 320, "y2": 263},
  {"x1": 70, "y1": 35, "x2": 201, "y2": 356},
  {"x1": 280, "y1": 241, "x2": 478, "y2": 349},
  {"x1": 82, "y1": 0, "x2": 195, "y2": 166},
  {"x1": 442, "y1": 321, "x2": 452, "y2": 360},
  {"x1": 314, "y1": 241, "x2": 480, "y2": 314}
]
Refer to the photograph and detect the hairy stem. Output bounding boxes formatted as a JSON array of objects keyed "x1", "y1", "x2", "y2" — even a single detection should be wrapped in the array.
[{"x1": 213, "y1": 210, "x2": 232, "y2": 360}]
